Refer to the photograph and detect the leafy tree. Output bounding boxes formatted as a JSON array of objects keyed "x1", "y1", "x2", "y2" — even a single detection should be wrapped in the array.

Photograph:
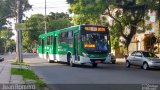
[
  {"x1": 47, "y1": 12, "x2": 72, "y2": 31},
  {"x1": 0, "y1": 38, "x2": 5, "y2": 54},
  {"x1": 23, "y1": 14, "x2": 44, "y2": 52},
  {"x1": 110, "y1": 23, "x2": 121, "y2": 49},
  {"x1": 0, "y1": 0, "x2": 31, "y2": 29},
  {"x1": 0, "y1": 0, "x2": 31, "y2": 54},
  {"x1": 67, "y1": 0, "x2": 154, "y2": 54},
  {"x1": 0, "y1": 28, "x2": 14, "y2": 53},
  {"x1": 22, "y1": 12, "x2": 72, "y2": 52},
  {"x1": 67, "y1": 0, "x2": 106, "y2": 24},
  {"x1": 8, "y1": 39, "x2": 16, "y2": 53}
]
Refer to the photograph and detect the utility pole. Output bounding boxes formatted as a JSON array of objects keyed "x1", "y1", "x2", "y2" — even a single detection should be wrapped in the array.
[
  {"x1": 44, "y1": 0, "x2": 47, "y2": 33},
  {"x1": 16, "y1": 0, "x2": 23, "y2": 63},
  {"x1": 158, "y1": 0, "x2": 160, "y2": 53}
]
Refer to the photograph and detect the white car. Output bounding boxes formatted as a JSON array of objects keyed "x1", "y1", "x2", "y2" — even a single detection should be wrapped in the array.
[{"x1": 126, "y1": 51, "x2": 160, "y2": 70}]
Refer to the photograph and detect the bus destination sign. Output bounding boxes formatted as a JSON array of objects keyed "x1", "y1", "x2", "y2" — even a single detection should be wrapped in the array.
[{"x1": 84, "y1": 27, "x2": 106, "y2": 32}]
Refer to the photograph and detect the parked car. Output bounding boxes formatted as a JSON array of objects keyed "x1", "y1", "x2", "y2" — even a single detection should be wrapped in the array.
[
  {"x1": 0, "y1": 57, "x2": 4, "y2": 62},
  {"x1": 126, "y1": 51, "x2": 160, "y2": 70}
]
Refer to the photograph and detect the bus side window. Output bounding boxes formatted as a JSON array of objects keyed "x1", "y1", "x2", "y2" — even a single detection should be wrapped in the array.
[
  {"x1": 50, "y1": 36, "x2": 53, "y2": 45},
  {"x1": 68, "y1": 31, "x2": 72, "y2": 44},
  {"x1": 47, "y1": 36, "x2": 50, "y2": 45},
  {"x1": 58, "y1": 33, "x2": 62, "y2": 44},
  {"x1": 46, "y1": 36, "x2": 53, "y2": 45}
]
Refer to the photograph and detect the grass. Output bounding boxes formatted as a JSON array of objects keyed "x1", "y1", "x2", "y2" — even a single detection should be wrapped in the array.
[{"x1": 11, "y1": 68, "x2": 46, "y2": 87}]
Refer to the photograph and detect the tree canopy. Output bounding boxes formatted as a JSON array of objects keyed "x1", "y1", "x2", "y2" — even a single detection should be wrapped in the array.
[
  {"x1": 0, "y1": 28, "x2": 15, "y2": 54},
  {"x1": 22, "y1": 12, "x2": 72, "y2": 52},
  {"x1": 23, "y1": 14, "x2": 44, "y2": 52},
  {"x1": 0, "y1": 0, "x2": 31, "y2": 29},
  {"x1": 47, "y1": 12, "x2": 72, "y2": 31},
  {"x1": 67, "y1": 0, "x2": 158, "y2": 53}
]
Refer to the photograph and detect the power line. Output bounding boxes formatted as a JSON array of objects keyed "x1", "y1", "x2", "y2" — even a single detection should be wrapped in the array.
[
  {"x1": 33, "y1": 6, "x2": 69, "y2": 9},
  {"x1": 31, "y1": 2, "x2": 68, "y2": 4}
]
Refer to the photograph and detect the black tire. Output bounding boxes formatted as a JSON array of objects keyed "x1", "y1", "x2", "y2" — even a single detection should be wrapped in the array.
[
  {"x1": 143, "y1": 62, "x2": 149, "y2": 70},
  {"x1": 126, "y1": 61, "x2": 131, "y2": 68},
  {"x1": 67, "y1": 54, "x2": 71, "y2": 65},
  {"x1": 111, "y1": 61, "x2": 116, "y2": 64},
  {"x1": 92, "y1": 63, "x2": 98, "y2": 68},
  {"x1": 49, "y1": 60, "x2": 54, "y2": 63}
]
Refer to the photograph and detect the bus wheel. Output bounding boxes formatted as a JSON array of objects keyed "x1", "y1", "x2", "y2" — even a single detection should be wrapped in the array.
[
  {"x1": 49, "y1": 60, "x2": 54, "y2": 63},
  {"x1": 92, "y1": 63, "x2": 97, "y2": 68},
  {"x1": 67, "y1": 53, "x2": 71, "y2": 65}
]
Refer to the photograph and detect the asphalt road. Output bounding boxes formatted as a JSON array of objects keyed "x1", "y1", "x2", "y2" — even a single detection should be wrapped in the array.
[{"x1": 1, "y1": 53, "x2": 160, "y2": 90}]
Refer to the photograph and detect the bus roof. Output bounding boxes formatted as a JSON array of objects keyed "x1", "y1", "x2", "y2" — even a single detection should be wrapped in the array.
[{"x1": 39, "y1": 25, "x2": 108, "y2": 38}]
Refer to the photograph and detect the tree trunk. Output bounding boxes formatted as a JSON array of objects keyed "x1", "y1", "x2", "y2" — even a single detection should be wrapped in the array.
[{"x1": 125, "y1": 25, "x2": 137, "y2": 55}]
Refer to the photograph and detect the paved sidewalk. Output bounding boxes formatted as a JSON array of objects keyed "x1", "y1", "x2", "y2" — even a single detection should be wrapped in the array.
[
  {"x1": 0, "y1": 60, "x2": 24, "y2": 84},
  {"x1": 0, "y1": 61, "x2": 11, "y2": 84},
  {"x1": 116, "y1": 58, "x2": 126, "y2": 63}
]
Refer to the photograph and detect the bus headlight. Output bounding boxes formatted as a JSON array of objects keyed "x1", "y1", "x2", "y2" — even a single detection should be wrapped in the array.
[{"x1": 82, "y1": 53, "x2": 88, "y2": 57}]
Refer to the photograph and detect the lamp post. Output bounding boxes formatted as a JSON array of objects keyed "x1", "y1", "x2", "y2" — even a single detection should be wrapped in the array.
[
  {"x1": 45, "y1": 0, "x2": 47, "y2": 33},
  {"x1": 16, "y1": 0, "x2": 23, "y2": 63}
]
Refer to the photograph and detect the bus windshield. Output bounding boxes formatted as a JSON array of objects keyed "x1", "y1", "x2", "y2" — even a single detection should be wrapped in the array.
[{"x1": 82, "y1": 33, "x2": 109, "y2": 53}]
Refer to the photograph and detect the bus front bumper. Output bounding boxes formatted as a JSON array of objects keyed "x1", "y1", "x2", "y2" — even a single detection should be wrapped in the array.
[{"x1": 79, "y1": 56, "x2": 111, "y2": 64}]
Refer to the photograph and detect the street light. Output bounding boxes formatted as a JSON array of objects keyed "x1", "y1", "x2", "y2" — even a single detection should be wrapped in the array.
[{"x1": 45, "y1": 0, "x2": 47, "y2": 33}]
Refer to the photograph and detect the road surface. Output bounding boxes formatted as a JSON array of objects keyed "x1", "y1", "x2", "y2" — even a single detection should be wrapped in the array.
[{"x1": 1, "y1": 53, "x2": 160, "y2": 90}]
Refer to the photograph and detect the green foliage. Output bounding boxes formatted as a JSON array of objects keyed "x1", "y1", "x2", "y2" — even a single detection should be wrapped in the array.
[
  {"x1": 0, "y1": 0, "x2": 31, "y2": 53},
  {"x1": 67, "y1": 0, "x2": 107, "y2": 24},
  {"x1": 67, "y1": 0, "x2": 159, "y2": 53},
  {"x1": 23, "y1": 13, "x2": 72, "y2": 52},
  {"x1": 109, "y1": 23, "x2": 121, "y2": 49},
  {"x1": 0, "y1": 28, "x2": 15, "y2": 53},
  {"x1": 0, "y1": 0, "x2": 31, "y2": 29},
  {"x1": 48, "y1": 18, "x2": 71, "y2": 31},
  {"x1": 0, "y1": 38, "x2": 5, "y2": 54},
  {"x1": 11, "y1": 68, "x2": 38, "y2": 80},
  {"x1": 47, "y1": 12, "x2": 72, "y2": 31},
  {"x1": 1, "y1": 29, "x2": 14, "y2": 39},
  {"x1": 11, "y1": 68, "x2": 46, "y2": 86},
  {"x1": 23, "y1": 14, "x2": 44, "y2": 52}
]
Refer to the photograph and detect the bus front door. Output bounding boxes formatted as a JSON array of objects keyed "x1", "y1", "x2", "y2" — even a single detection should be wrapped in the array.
[
  {"x1": 74, "y1": 33, "x2": 79, "y2": 61},
  {"x1": 41, "y1": 39, "x2": 44, "y2": 58},
  {"x1": 54, "y1": 36, "x2": 57, "y2": 60}
]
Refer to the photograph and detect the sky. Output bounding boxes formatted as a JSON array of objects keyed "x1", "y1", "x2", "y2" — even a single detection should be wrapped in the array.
[
  {"x1": 12, "y1": 0, "x2": 70, "y2": 40},
  {"x1": 25, "y1": 0, "x2": 70, "y2": 18}
]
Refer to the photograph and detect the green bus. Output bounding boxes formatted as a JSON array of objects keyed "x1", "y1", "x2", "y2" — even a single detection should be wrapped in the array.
[{"x1": 38, "y1": 25, "x2": 111, "y2": 67}]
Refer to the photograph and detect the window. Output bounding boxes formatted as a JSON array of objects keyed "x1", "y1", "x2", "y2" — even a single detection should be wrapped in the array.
[
  {"x1": 68, "y1": 31, "x2": 72, "y2": 39},
  {"x1": 68, "y1": 31, "x2": 73, "y2": 44},
  {"x1": 58, "y1": 31, "x2": 73, "y2": 44},
  {"x1": 131, "y1": 51, "x2": 136, "y2": 56},
  {"x1": 50, "y1": 36, "x2": 53, "y2": 44},
  {"x1": 58, "y1": 33, "x2": 63, "y2": 44},
  {"x1": 143, "y1": 52, "x2": 158, "y2": 58},
  {"x1": 47, "y1": 36, "x2": 50, "y2": 45},
  {"x1": 135, "y1": 52, "x2": 142, "y2": 57},
  {"x1": 46, "y1": 36, "x2": 53, "y2": 45}
]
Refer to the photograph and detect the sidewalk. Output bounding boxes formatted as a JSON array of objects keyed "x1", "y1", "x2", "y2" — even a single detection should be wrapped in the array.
[
  {"x1": 116, "y1": 58, "x2": 126, "y2": 63},
  {"x1": 0, "y1": 60, "x2": 24, "y2": 84}
]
